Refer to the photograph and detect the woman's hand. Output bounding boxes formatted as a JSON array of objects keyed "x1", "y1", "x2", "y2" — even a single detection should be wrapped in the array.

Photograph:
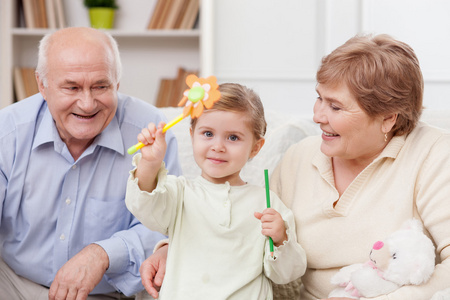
[{"x1": 254, "y1": 208, "x2": 287, "y2": 246}]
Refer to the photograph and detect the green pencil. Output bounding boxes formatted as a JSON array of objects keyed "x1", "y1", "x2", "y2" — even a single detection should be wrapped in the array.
[{"x1": 264, "y1": 169, "x2": 274, "y2": 257}]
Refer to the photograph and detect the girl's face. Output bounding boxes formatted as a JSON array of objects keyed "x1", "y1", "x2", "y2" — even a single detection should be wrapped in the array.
[
  {"x1": 190, "y1": 110, "x2": 264, "y2": 186},
  {"x1": 313, "y1": 82, "x2": 388, "y2": 167}
]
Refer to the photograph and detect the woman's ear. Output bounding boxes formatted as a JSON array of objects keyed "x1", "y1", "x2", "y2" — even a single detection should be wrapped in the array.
[
  {"x1": 249, "y1": 138, "x2": 265, "y2": 159},
  {"x1": 383, "y1": 113, "x2": 398, "y2": 133}
]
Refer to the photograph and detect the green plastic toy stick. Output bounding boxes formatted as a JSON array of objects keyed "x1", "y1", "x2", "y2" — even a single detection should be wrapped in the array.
[{"x1": 264, "y1": 169, "x2": 274, "y2": 257}]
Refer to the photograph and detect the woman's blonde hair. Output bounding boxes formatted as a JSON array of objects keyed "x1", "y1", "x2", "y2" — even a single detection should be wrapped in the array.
[
  {"x1": 317, "y1": 34, "x2": 424, "y2": 136},
  {"x1": 191, "y1": 83, "x2": 266, "y2": 140}
]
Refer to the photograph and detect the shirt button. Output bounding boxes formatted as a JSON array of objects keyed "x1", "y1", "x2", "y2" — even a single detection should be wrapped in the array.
[
  {"x1": 72, "y1": 165, "x2": 77, "y2": 170},
  {"x1": 65, "y1": 198, "x2": 71, "y2": 205},
  {"x1": 60, "y1": 234, "x2": 65, "y2": 240}
]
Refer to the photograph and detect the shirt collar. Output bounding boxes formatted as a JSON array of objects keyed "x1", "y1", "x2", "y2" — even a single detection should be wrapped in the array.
[
  {"x1": 33, "y1": 107, "x2": 58, "y2": 149},
  {"x1": 95, "y1": 115, "x2": 125, "y2": 155},
  {"x1": 312, "y1": 133, "x2": 407, "y2": 175},
  {"x1": 33, "y1": 106, "x2": 125, "y2": 155},
  {"x1": 376, "y1": 134, "x2": 406, "y2": 160}
]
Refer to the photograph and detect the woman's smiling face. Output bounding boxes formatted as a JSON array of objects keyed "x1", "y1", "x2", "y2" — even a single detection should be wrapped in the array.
[{"x1": 313, "y1": 82, "x2": 387, "y2": 166}]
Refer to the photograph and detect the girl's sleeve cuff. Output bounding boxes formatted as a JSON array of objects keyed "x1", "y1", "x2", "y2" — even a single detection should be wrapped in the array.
[{"x1": 153, "y1": 238, "x2": 169, "y2": 253}]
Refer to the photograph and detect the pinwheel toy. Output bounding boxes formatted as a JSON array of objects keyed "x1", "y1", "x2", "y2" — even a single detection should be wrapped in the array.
[{"x1": 127, "y1": 74, "x2": 221, "y2": 155}]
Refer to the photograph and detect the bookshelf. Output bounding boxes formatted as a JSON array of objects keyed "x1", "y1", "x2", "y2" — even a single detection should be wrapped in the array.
[{"x1": 0, "y1": 0, "x2": 205, "y2": 109}]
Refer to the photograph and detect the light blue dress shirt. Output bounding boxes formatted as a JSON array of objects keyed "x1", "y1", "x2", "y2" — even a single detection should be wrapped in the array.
[{"x1": 0, "y1": 93, "x2": 181, "y2": 296}]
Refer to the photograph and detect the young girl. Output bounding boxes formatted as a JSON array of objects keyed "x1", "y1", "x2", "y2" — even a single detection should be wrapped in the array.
[{"x1": 125, "y1": 83, "x2": 306, "y2": 299}]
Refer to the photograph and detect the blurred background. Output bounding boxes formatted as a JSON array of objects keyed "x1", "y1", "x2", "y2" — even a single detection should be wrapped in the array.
[{"x1": 1, "y1": 0, "x2": 449, "y2": 115}]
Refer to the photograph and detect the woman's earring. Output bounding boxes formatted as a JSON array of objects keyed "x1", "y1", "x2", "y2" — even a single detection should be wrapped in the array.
[{"x1": 384, "y1": 133, "x2": 388, "y2": 142}]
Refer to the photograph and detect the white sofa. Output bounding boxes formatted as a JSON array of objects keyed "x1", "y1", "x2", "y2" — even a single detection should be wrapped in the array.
[{"x1": 160, "y1": 107, "x2": 450, "y2": 186}]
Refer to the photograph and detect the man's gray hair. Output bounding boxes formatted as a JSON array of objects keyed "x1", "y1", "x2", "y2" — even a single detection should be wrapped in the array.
[{"x1": 36, "y1": 29, "x2": 122, "y2": 87}]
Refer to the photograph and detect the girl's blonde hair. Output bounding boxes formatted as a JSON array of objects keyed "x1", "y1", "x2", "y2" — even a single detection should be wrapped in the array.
[{"x1": 191, "y1": 83, "x2": 266, "y2": 140}]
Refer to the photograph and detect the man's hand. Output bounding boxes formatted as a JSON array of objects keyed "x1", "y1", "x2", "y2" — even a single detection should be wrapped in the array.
[
  {"x1": 49, "y1": 244, "x2": 109, "y2": 300},
  {"x1": 140, "y1": 244, "x2": 168, "y2": 299}
]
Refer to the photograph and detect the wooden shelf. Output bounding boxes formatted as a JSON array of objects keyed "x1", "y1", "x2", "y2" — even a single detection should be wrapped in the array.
[
  {"x1": 11, "y1": 27, "x2": 201, "y2": 38},
  {"x1": 0, "y1": 0, "x2": 205, "y2": 109}
]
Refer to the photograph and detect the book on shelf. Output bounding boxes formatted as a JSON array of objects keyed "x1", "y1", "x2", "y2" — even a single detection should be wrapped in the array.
[
  {"x1": 19, "y1": 0, "x2": 65, "y2": 29},
  {"x1": 161, "y1": 0, "x2": 186, "y2": 29},
  {"x1": 178, "y1": 0, "x2": 199, "y2": 29},
  {"x1": 54, "y1": 0, "x2": 66, "y2": 28},
  {"x1": 156, "y1": 0, "x2": 175, "y2": 29},
  {"x1": 155, "y1": 67, "x2": 199, "y2": 107},
  {"x1": 173, "y1": 0, "x2": 191, "y2": 29},
  {"x1": 147, "y1": 0, "x2": 171, "y2": 30},
  {"x1": 45, "y1": 0, "x2": 57, "y2": 28},
  {"x1": 21, "y1": 0, "x2": 35, "y2": 28},
  {"x1": 14, "y1": 67, "x2": 39, "y2": 102},
  {"x1": 155, "y1": 78, "x2": 175, "y2": 108},
  {"x1": 13, "y1": 67, "x2": 27, "y2": 102},
  {"x1": 147, "y1": 0, "x2": 165, "y2": 29},
  {"x1": 37, "y1": 0, "x2": 49, "y2": 28},
  {"x1": 147, "y1": 0, "x2": 199, "y2": 30}
]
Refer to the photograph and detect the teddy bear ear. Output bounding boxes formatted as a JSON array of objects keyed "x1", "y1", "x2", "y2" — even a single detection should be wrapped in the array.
[{"x1": 401, "y1": 218, "x2": 423, "y2": 232}]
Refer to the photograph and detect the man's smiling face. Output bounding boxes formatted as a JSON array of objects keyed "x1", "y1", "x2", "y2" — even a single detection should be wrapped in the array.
[{"x1": 38, "y1": 31, "x2": 119, "y2": 151}]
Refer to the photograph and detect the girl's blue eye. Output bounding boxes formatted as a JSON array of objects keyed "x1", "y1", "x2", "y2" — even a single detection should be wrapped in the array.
[
  {"x1": 203, "y1": 131, "x2": 213, "y2": 137},
  {"x1": 229, "y1": 135, "x2": 239, "y2": 141}
]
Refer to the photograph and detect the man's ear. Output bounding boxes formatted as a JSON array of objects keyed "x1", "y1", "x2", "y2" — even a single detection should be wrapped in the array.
[
  {"x1": 383, "y1": 113, "x2": 398, "y2": 133},
  {"x1": 35, "y1": 73, "x2": 47, "y2": 100},
  {"x1": 249, "y1": 138, "x2": 265, "y2": 159}
]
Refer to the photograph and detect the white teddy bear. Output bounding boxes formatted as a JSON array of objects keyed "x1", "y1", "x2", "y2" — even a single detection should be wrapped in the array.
[{"x1": 328, "y1": 219, "x2": 435, "y2": 299}]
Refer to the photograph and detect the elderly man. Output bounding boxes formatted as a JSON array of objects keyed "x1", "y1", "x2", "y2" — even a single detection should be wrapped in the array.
[{"x1": 0, "y1": 27, "x2": 181, "y2": 299}]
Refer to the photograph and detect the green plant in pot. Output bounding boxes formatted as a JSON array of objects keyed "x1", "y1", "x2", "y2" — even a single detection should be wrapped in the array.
[{"x1": 84, "y1": 0, "x2": 119, "y2": 29}]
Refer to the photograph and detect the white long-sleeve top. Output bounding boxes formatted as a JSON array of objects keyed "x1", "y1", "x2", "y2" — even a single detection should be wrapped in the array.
[{"x1": 126, "y1": 155, "x2": 306, "y2": 300}]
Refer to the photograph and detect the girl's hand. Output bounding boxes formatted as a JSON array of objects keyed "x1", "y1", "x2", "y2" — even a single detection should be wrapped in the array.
[
  {"x1": 138, "y1": 121, "x2": 167, "y2": 164},
  {"x1": 254, "y1": 208, "x2": 287, "y2": 246},
  {"x1": 134, "y1": 122, "x2": 167, "y2": 192}
]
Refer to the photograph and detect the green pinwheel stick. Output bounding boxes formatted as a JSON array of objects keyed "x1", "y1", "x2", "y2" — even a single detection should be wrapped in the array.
[{"x1": 264, "y1": 169, "x2": 275, "y2": 257}]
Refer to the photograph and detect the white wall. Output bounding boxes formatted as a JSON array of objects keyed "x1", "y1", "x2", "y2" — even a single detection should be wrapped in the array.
[
  {"x1": 2, "y1": 0, "x2": 449, "y2": 113},
  {"x1": 204, "y1": 0, "x2": 450, "y2": 116}
]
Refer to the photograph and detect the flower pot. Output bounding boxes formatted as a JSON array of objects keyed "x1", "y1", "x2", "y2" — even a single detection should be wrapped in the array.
[{"x1": 88, "y1": 8, "x2": 115, "y2": 29}]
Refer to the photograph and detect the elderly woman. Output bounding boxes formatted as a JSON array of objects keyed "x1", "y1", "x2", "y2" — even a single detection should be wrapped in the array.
[{"x1": 271, "y1": 34, "x2": 450, "y2": 299}]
